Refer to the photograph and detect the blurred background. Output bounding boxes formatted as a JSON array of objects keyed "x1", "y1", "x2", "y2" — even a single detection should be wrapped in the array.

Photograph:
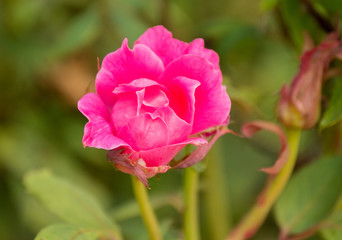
[{"x1": 0, "y1": 0, "x2": 341, "y2": 239}]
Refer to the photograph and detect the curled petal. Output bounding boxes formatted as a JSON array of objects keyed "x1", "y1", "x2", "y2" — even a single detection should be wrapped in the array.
[
  {"x1": 165, "y1": 76, "x2": 200, "y2": 124},
  {"x1": 116, "y1": 113, "x2": 169, "y2": 151},
  {"x1": 173, "y1": 126, "x2": 230, "y2": 169},
  {"x1": 142, "y1": 88, "x2": 169, "y2": 108},
  {"x1": 242, "y1": 121, "x2": 289, "y2": 175},
  {"x1": 78, "y1": 93, "x2": 129, "y2": 150},
  {"x1": 161, "y1": 55, "x2": 231, "y2": 134},
  {"x1": 113, "y1": 78, "x2": 165, "y2": 95},
  {"x1": 96, "y1": 38, "x2": 164, "y2": 105},
  {"x1": 151, "y1": 107, "x2": 192, "y2": 145},
  {"x1": 111, "y1": 90, "x2": 144, "y2": 133}
]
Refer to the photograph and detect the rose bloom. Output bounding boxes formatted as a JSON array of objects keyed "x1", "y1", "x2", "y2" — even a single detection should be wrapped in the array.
[{"x1": 78, "y1": 26, "x2": 231, "y2": 186}]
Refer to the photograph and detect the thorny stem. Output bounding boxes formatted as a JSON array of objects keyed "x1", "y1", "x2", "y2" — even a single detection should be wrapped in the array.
[
  {"x1": 227, "y1": 128, "x2": 302, "y2": 240},
  {"x1": 131, "y1": 175, "x2": 162, "y2": 240}
]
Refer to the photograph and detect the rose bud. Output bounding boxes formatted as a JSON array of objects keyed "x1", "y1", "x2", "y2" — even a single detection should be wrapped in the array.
[
  {"x1": 78, "y1": 26, "x2": 231, "y2": 187},
  {"x1": 277, "y1": 32, "x2": 341, "y2": 129}
]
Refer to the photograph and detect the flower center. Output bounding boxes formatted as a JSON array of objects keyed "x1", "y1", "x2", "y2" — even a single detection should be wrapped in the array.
[{"x1": 140, "y1": 87, "x2": 169, "y2": 114}]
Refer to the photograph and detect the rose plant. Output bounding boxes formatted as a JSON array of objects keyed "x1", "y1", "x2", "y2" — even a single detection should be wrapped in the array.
[
  {"x1": 78, "y1": 25, "x2": 231, "y2": 186},
  {"x1": 22, "y1": 18, "x2": 342, "y2": 240}
]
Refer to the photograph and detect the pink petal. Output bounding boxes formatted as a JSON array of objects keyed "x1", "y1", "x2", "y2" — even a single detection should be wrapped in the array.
[
  {"x1": 135, "y1": 25, "x2": 189, "y2": 67},
  {"x1": 113, "y1": 78, "x2": 163, "y2": 94},
  {"x1": 116, "y1": 113, "x2": 169, "y2": 151},
  {"x1": 173, "y1": 126, "x2": 229, "y2": 169},
  {"x1": 140, "y1": 137, "x2": 207, "y2": 167},
  {"x1": 151, "y1": 107, "x2": 192, "y2": 144},
  {"x1": 94, "y1": 68, "x2": 116, "y2": 106},
  {"x1": 161, "y1": 55, "x2": 231, "y2": 134},
  {"x1": 113, "y1": 79, "x2": 169, "y2": 111},
  {"x1": 78, "y1": 93, "x2": 129, "y2": 150},
  {"x1": 142, "y1": 87, "x2": 169, "y2": 108},
  {"x1": 96, "y1": 38, "x2": 164, "y2": 105},
  {"x1": 111, "y1": 90, "x2": 144, "y2": 133},
  {"x1": 241, "y1": 121, "x2": 289, "y2": 174},
  {"x1": 186, "y1": 38, "x2": 220, "y2": 69},
  {"x1": 165, "y1": 76, "x2": 200, "y2": 124}
]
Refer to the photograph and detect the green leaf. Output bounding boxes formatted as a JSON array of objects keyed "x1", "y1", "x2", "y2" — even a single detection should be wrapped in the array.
[
  {"x1": 275, "y1": 156, "x2": 342, "y2": 235},
  {"x1": 320, "y1": 79, "x2": 342, "y2": 130},
  {"x1": 24, "y1": 169, "x2": 121, "y2": 239},
  {"x1": 320, "y1": 206, "x2": 342, "y2": 240},
  {"x1": 34, "y1": 223, "x2": 116, "y2": 240}
]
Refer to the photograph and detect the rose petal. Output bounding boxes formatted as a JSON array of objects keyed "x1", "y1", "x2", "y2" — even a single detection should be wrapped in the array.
[
  {"x1": 143, "y1": 87, "x2": 169, "y2": 108},
  {"x1": 111, "y1": 89, "x2": 144, "y2": 133},
  {"x1": 161, "y1": 55, "x2": 231, "y2": 133},
  {"x1": 117, "y1": 113, "x2": 169, "y2": 151},
  {"x1": 135, "y1": 25, "x2": 189, "y2": 67},
  {"x1": 96, "y1": 38, "x2": 165, "y2": 105},
  {"x1": 165, "y1": 76, "x2": 200, "y2": 124},
  {"x1": 173, "y1": 126, "x2": 229, "y2": 169},
  {"x1": 186, "y1": 38, "x2": 220, "y2": 69},
  {"x1": 113, "y1": 78, "x2": 163, "y2": 94},
  {"x1": 78, "y1": 93, "x2": 129, "y2": 150},
  {"x1": 241, "y1": 121, "x2": 289, "y2": 174},
  {"x1": 140, "y1": 137, "x2": 207, "y2": 167},
  {"x1": 151, "y1": 107, "x2": 192, "y2": 144}
]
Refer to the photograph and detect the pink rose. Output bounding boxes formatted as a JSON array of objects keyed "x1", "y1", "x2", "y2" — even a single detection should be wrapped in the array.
[{"x1": 78, "y1": 26, "x2": 231, "y2": 186}]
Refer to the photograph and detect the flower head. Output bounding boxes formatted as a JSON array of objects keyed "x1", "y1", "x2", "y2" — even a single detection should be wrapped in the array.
[{"x1": 78, "y1": 26, "x2": 231, "y2": 186}]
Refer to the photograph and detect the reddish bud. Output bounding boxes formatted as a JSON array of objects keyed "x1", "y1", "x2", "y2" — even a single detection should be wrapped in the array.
[{"x1": 277, "y1": 32, "x2": 342, "y2": 129}]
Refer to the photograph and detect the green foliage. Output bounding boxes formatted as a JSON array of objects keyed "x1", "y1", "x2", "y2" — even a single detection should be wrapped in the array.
[
  {"x1": 320, "y1": 208, "x2": 342, "y2": 240},
  {"x1": 24, "y1": 169, "x2": 122, "y2": 240},
  {"x1": 260, "y1": 0, "x2": 280, "y2": 11},
  {"x1": 275, "y1": 156, "x2": 342, "y2": 235},
  {"x1": 48, "y1": 7, "x2": 101, "y2": 58},
  {"x1": 35, "y1": 223, "x2": 116, "y2": 240}
]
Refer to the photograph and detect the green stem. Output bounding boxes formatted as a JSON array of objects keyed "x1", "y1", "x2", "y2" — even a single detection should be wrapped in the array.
[
  {"x1": 203, "y1": 146, "x2": 231, "y2": 240},
  {"x1": 184, "y1": 167, "x2": 200, "y2": 240},
  {"x1": 131, "y1": 176, "x2": 162, "y2": 240},
  {"x1": 227, "y1": 128, "x2": 301, "y2": 240}
]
